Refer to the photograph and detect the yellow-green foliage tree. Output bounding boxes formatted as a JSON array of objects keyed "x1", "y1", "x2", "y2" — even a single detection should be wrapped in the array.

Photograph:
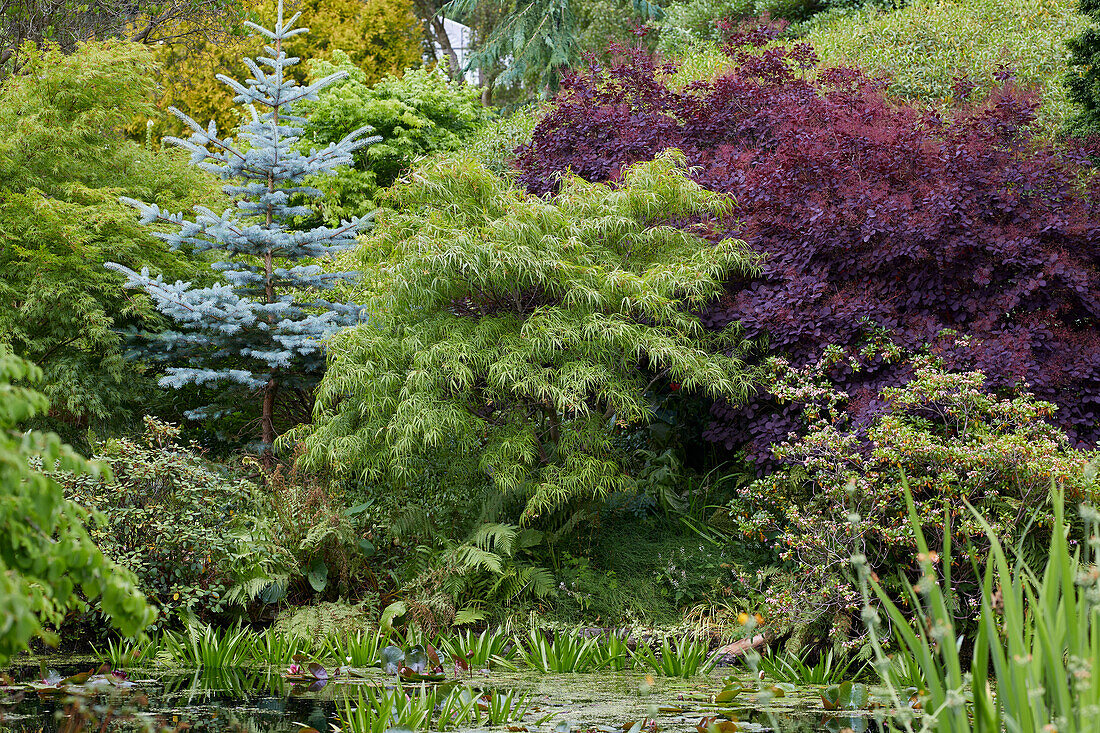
[
  {"x1": 145, "y1": 0, "x2": 423, "y2": 138},
  {"x1": 804, "y1": 0, "x2": 1085, "y2": 132}
]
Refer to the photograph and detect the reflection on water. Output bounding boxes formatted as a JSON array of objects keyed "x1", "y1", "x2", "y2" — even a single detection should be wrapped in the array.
[
  {"x1": 0, "y1": 666, "x2": 338, "y2": 732},
  {"x1": 0, "y1": 663, "x2": 887, "y2": 733}
]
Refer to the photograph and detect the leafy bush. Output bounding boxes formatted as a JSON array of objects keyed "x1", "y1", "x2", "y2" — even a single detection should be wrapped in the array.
[
  {"x1": 517, "y1": 38, "x2": 1100, "y2": 470},
  {"x1": 731, "y1": 346, "x2": 1098, "y2": 642},
  {"x1": 0, "y1": 348, "x2": 153, "y2": 664},
  {"x1": 260, "y1": 458, "x2": 380, "y2": 604},
  {"x1": 804, "y1": 0, "x2": 1085, "y2": 131},
  {"x1": 302, "y1": 56, "x2": 489, "y2": 224},
  {"x1": 289, "y1": 151, "x2": 760, "y2": 524},
  {"x1": 656, "y1": 0, "x2": 895, "y2": 54},
  {"x1": 60, "y1": 417, "x2": 284, "y2": 627},
  {"x1": 466, "y1": 108, "x2": 542, "y2": 175}
]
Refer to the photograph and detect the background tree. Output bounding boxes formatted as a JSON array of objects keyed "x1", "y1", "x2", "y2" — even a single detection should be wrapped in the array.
[
  {"x1": 443, "y1": 0, "x2": 664, "y2": 93},
  {"x1": 290, "y1": 150, "x2": 760, "y2": 522},
  {"x1": 141, "y1": 0, "x2": 423, "y2": 140},
  {"x1": 108, "y1": 1, "x2": 377, "y2": 459},
  {"x1": 0, "y1": 0, "x2": 242, "y2": 73},
  {"x1": 1065, "y1": 0, "x2": 1100, "y2": 137},
  {"x1": 0, "y1": 346, "x2": 154, "y2": 664},
  {"x1": 0, "y1": 39, "x2": 223, "y2": 439}
]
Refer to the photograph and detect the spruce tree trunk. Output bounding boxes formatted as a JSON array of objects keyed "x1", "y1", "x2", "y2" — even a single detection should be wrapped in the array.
[{"x1": 262, "y1": 378, "x2": 277, "y2": 466}]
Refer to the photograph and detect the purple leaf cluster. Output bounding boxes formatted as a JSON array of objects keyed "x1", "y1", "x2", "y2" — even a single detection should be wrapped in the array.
[{"x1": 516, "y1": 37, "x2": 1100, "y2": 467}]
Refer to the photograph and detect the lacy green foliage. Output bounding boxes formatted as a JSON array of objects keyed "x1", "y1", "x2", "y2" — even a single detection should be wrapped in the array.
[
  {"x1": 59, "y1": 417, "x2": 283, "y2": 628},
  {"x1": 302, "y1": 55, "x2": 488, "y2": 224},
  {"x1": 805, "y1": 0, "x2": 1085, "y2": 131},
  {"x1": 733, "y1": 344, "x2": 1099, "y2": 641},
  {"x1": 273, "y1": 601, "x2": 376, "y2": 642},
  {"x1": 259, "y1": 460, "x2": 378, "y2": 603},
  {"x1": 0, "y1": 40, "x2": 221, "y2": 431},
  {"x1": 1065, "y1": 0, "x2": 1100, "y2": 137},
  {"x1": 0, "y1": 348, "x2": 153, "y2": 664},
  {"x1": 289, "y1": 150, "x2": 759, "y2": 522}
]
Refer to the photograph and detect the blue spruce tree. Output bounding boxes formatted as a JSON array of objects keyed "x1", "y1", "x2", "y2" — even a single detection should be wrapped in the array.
[{"x1": 108, "y1": 0, "x2": 377, "y2": 461}]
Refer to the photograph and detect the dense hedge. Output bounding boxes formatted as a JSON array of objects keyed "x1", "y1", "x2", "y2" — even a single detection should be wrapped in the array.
[{"x1": 517, "y1": 36, "x2": 1100, "y2": 467}]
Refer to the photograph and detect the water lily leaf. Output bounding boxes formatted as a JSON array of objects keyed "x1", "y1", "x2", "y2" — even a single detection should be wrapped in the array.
[
  {"x1": 406, "y1": 645, "x2": 429, "y2": 673},
  {"x1": 399, "y1": 666, "x2": 446, "y2": 682},
  {"x1": 821, "y1": 681, "x2": 868, "y2": 711},
  {"x1": 714, "y1": 687, "x2": 742, "y2": 703},
  {"x1": 298, "y1": 728, "x2": 322, "y2": 733},
  {"x1": 426, "y1": 643, "x2": 442, "y2": 670},
  {"x1": 61, "y1": 671, "x2": 92, "y2": 685},
  {"x1": 306, "y1": 678, "x2": 328, "y2": 692},
  {"x1": 380, "y1": 601, "x2": 407, "y2": 631},
  {"x1": 306, "y1": 559, "x2": 328, "y2": 592},
  {"x1": 308, "y1": 663, "x2": 327, "y2": 680},
  {"x1": 553, "y1": 722, "x2": 572, "y2": 733},
  {"x1": 380, "y1": 645, "x2": 405, "y2": 674}
]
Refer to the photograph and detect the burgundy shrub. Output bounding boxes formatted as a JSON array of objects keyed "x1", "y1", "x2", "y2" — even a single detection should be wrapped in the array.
[{"x1": 516, "y1": 40, "x2": 1100, "y2": 467}]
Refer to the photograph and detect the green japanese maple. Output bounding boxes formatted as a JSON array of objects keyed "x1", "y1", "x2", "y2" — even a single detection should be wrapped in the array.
[
  {"x1": 0, "y1": 40, "x2": 222, "y2": 433},
  {"x1": 289, "y1": 151, "x2": 760, "y2": 521}
]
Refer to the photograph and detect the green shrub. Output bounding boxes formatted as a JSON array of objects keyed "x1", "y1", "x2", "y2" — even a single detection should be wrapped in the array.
[
  {"x1": 260, "y1": 459, "x2": 379, "y2": 604},
  {"x1": 466, "y1": 108, "x2": 542, "y2": 176},
  {"x1": 805, "y1": 0, "x2": 1085, "y2": 131},
  {"x1": 289, "y1": 150, "x2": 759, "y2": 524},
  {"x1": 0, "y1": 348, "x2": 154, "y2": 664},
  {"x1": 733, "y1": 343, "x2": 1098, "y2": 647},
  {"x1": 301, "y1": 54, "x2": 489, "y2": 224},
  {"x1": 60, "y1": 417, "x2": 285, "y2": 628},
  {"x1": 656, "y1": 0, "x2": 894, "y2": 54}
]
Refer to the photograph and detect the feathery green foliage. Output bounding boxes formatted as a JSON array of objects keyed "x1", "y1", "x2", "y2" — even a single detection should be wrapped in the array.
[
  {"x1": 288, "y1": 150, "x2": 759, "y2": 523},
  {"x1": 0, "y1": 40, "x2": 222, "y2": 435}
]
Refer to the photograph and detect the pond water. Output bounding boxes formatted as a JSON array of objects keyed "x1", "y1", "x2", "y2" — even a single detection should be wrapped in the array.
[{"x1": 0, "y1": 659, "x2": 889, "y2": 733}]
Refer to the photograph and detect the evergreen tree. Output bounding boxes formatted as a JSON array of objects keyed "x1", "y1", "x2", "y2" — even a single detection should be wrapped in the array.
[
  {"x1": 1066, "y1": 0, "x2": 1100, "y2": 137},
  {"x1": 444, "y1": 0, "x2": 663, "y2": 93},
  {"x1": 108, "y1": 0, "x2": 377, "y2": 459}
]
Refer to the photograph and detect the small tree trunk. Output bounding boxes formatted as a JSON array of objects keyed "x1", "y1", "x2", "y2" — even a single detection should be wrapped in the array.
[{"x1": 262, "y1": 378, "x2": 277, "y2": 467}]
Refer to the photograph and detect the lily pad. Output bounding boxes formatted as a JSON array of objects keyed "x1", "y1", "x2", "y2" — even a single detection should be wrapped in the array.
[
  {"x1": 821, "y1": 681, "x2": 869, "y2": 711},
  {"x1": 380, "y1": 645, "x2": 405, "y2": 674},
  {"x1": 406, "y1": 644, "x2": 429, "y2": 673}
]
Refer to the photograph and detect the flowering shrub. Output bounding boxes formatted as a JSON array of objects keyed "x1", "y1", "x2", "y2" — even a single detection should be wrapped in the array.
[
  {"x1": 516, "y1": 33, "x2": 1100, "y2": 470},
  {"x1": 60, "y1": 417, "x2": 284, "y2": 628},
  {"x1": 730, "y1": 344, "x2": 1099, "y2": 640}
]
